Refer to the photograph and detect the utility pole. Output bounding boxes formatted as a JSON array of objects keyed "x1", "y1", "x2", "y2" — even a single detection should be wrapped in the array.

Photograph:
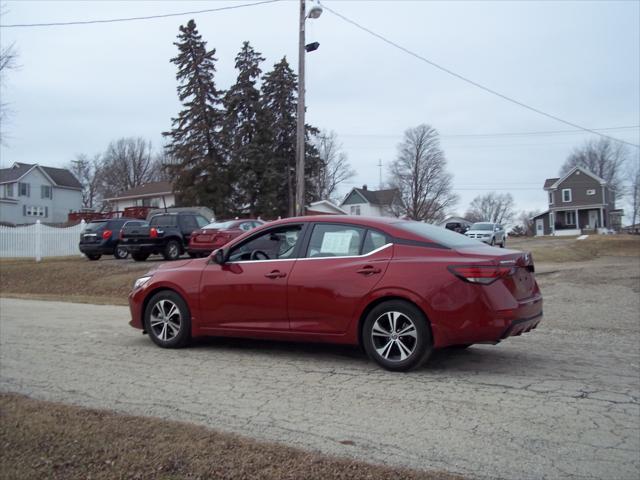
[{"x1": 295, "y1": 0, "x2": 306, "y2": 217}]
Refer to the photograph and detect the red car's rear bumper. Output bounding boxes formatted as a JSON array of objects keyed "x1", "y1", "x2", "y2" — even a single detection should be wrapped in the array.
[{"x1": 500, "y1": 313, "x2": 543, "y2": 339}]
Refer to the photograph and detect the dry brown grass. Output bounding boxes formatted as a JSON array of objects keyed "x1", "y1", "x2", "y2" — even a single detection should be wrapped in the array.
[
  {"x1": 0, "y1": 256, "x2": 150, "y2": 305},
  {"x1": 0, "y1": 393, "x2": 463, "y2": 480},
  {"x1": 507, "y1": 235, "x2": 640, "y2": 264}
]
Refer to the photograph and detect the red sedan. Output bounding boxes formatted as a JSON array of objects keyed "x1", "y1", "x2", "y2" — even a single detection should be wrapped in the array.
[
  {"x1": 187, "y1": 219, "x2": 264, "y2": 257},
  {"x1": 129, "y1": 216, "x2": 542, "y2": 371}
]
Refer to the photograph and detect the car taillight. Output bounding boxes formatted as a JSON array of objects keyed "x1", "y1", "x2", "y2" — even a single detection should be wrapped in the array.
[
  {"x1": 150, "y1": 227, "x2": 158, "y2": 238},
  {"x1": 102, "y1": 230, "x2": 112, "y2": 240},
  {"x1": 448, "y1": 265, "x2": 514, "y2": 285}
]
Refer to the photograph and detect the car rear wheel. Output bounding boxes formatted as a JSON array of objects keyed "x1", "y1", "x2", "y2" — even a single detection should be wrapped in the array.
[
  {"x1": 490, "y1": 238, "x2": 495, "y2": 246},
  {"x1": 362, "y1": 300, "x2": 432, "y2": 372},
  {"x1": 131, "y1": 252, "x2": 149, "y2": 262},
  {"x1": 114, "y1": 244, "x2": 129, "y2": 259},
  {"x1": 85, "y1": 253, "x2": 101, "y2": 261},
  {"x1": 144, "y1": 291, "x2": 191, "y2": 348},
  {"x1": 163, "y1": 240, "x2": 181, "y2": 261},
  {"x1": 500, "y1": 238, "x2": 506, "y2": 248}
]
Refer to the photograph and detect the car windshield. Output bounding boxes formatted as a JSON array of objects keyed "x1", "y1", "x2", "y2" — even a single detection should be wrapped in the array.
[
  {"x1": 204, "y1": 220, "x2": 236, "y2": 230},
  {"x1": 393, "y1": 221, "x2": 480, "y2": 248},
  {"x1": 470, "y1": 223, "x2": 494, "y2": 231}
]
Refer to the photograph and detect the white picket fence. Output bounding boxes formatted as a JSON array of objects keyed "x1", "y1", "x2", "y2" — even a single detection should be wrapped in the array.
[{"x1": 0, "y1": 220, "x2": 86, "y2": 260}]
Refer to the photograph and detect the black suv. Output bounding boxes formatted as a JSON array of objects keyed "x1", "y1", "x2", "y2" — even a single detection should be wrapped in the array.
[
  {"x1": 120, "y1": 212, "x2": 210, "y2": 261},
  {"x1": 79, "y1": 218, "x2": 147, "y2": 261}
]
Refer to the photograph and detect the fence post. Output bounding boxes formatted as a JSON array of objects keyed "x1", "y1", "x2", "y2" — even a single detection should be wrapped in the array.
[
  {"x1": 35, "y1": 220, "x2": 42, "y2": 262},
  {"x1": 79, "y1": 219, "x2": 86, "y2": 256}
]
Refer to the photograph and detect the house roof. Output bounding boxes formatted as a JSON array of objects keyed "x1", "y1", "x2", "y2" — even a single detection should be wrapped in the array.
[
  {"x1": 544, "y1": 166, "x2": 608, "y2": 190},
  {"x1": 0, "y1": 162, "x2": 82, "y2": 189},
  {"x1": 105, "y1": 181, "x2": 173, "y2": 201},
  {"x1": 342, "y1": 186, "x2": 400, "y2": 206},
  {"x1": 543, "y1": 178, "x2": 559, "y2": 189},
  {"x1": 306, "y1": 200, "x2": 348, "y2": 215}
]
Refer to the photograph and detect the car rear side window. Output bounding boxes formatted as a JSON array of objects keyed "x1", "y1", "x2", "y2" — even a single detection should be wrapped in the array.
[
  {"x1": 394, "y1": 221, "x2": 478, "y2": 248},
  {"x1": 306, "y1": 224, "x2": 365, "y2": 258},
  {"x1": 151, "y1": 215, "x2": 177, "y2": 227},
  {"x1": 362, "y1": 230, "x2": 389, "y2": 254}
]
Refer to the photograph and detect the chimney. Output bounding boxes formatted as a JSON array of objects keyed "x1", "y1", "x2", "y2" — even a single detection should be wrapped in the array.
[{"x1": 362, "y1": 184, "x2": 368, "y2": 190}]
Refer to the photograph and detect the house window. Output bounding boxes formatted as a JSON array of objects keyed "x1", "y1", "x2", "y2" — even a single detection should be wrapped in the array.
[
  {"x1": 565, "y1": 211, "x2": 576, "y2": 225},
  {"x1": 19, "y1": 182, "x2": 30, "y2": 197},
  {"x1": 350, "y1": 205, "x2": 361, "y2": 215},
  {"x1": 24, "y1": 206, "x2": 46, "y2": 217},
  {"x1": 6, "y1": 183, "x2": 14, "y2": 197},
  {"x1": 586, "y1": 189, "x2": 595, "y2": 196},
  {"x1": 562, "y1": 189, "x2": 572, "y2": 202},
  {"x1": 548, "y1": 192, "x2": 554, "y2": 204},
  {"x1": 41, "y1": 185, "x2": 52, "y2": 199}
]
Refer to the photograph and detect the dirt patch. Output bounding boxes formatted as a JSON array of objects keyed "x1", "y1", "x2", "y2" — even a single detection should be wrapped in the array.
[
  {"x1": 0, "y1": 257, "x2": 151, "y2": 305},
  {"x1": 0, "y1": 393, "x2": 462, "y2": 480}
]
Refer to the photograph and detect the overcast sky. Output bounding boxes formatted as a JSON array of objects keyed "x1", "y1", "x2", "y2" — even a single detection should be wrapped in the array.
[{"x1": 1, "y1": 0, "x2": 639, "y2": 218}]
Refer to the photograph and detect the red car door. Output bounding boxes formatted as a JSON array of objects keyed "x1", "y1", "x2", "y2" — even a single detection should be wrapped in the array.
[
  {"x1": 199, "y1": 224, "x2": 304, "y2": 331},
  {"x1": 287, "y1": 224, "x2": 392, "y2": 334}
]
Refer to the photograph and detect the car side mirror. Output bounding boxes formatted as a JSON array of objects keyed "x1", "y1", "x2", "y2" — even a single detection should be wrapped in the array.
[{"x1": 211, "y1": 249, "x2": 225, "y2": 265}]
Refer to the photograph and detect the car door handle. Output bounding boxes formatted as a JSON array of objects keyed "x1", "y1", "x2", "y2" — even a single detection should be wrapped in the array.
[
  {"x1": 356, "y1": 266, "x2": 381, "y2": 275},
  {"x1": 265, "y1": 270, "x2": 286, "y2": 279}
]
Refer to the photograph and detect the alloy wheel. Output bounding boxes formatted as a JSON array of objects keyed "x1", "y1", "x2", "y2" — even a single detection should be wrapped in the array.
[
  {"x1": 371, "y1": 311, "x2": 418, "y2": 362},
  {"x1": 149, "y1": 299, "x2": 182, "y2": 341}
]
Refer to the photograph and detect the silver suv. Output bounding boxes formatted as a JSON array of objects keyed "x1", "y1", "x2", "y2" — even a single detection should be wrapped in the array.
[{"x1": 464, "y1": 222, "x2": 506, "y2": 247}]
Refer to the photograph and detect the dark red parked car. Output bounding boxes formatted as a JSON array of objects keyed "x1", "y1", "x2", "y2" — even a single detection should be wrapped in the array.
[
  {"x1": 187, "y1": 219, "x2": 265, "y2": 257},
  {"x1": 129, "y1": 216, "x2": 542, "y2": 371}
]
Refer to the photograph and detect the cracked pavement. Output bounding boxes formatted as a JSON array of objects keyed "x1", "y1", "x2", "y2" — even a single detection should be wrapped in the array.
[{"x1": 1, "y1": 256, "x2": 639, "y2": 479}]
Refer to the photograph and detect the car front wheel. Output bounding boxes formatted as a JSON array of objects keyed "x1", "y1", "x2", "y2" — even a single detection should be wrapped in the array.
[
  {"x1": 131, "y1": 252, "x2": 149, "y2": 262},
  {"x1": 362, "y1": 300, "x2": 432, "y2": 372},
  {"x1": 144, "y1": 291, "x2": 191, "y2": 348},
  {"x1": 85, "y1": 253, "x2": 101, "y2": 261}
]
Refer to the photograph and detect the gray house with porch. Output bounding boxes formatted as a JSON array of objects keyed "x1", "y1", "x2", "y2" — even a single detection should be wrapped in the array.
[{"x1": 533, "y1": 166, "x2": 623, "y2": 236}]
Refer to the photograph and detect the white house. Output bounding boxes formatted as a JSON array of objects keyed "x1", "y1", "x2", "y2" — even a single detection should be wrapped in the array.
[
  {"x1": 305, "y1": 200, "x2": 347, "y2": 216},
  {"x1": 0, "y1": 162, "x2": 83, "y2": 225},
  {"x1": 340, "y1": 185, "x2": 401, "y2": 217},
  {"x1": 104, "y1": 181, "x2": 175, "y2": 212}
]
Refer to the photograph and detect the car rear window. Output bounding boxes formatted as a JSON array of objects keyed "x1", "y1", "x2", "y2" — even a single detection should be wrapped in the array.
[
  {"x1": 204, "y1": 221, "x2": 236, "y2": 230},
  {"x1": 85, "y1": 221, "x2": 107, "y2": 231},
  {"x1": 393, "y1": 221, "x2": 480, "y2": 248}
]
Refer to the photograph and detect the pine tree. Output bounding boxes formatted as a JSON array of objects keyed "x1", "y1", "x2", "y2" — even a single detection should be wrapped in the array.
[
  {"x1": 222, "y1": 42, "x2": 266, "y2": 216},
  {"x1": 163, "y1": 20, "x2": 227, "y2": 215},
  {"x1": 259, "y1": 57, "x2": 298, "y2": 217}
]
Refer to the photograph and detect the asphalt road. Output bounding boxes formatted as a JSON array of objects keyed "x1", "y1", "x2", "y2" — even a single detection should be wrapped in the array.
[{"x1": 1, "y1": 256, "x2": 639, "y2": 480}]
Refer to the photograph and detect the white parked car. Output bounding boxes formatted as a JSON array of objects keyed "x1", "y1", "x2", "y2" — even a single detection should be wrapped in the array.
[{"x1": 464, "y1": 222, "x2": 506, "y2": 247}]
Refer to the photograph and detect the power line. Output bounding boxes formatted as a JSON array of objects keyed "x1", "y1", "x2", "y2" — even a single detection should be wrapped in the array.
[
  {"x1": 321, "y1": 2, "x2": 640, "y2": 149},
  {"x1": 0, "y1": 0, "x2": 281, "y2": 28}
]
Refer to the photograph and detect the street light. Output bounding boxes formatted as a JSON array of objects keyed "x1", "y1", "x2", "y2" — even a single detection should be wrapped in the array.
[{"x1": 295, "y1": 0, "x2": 322, "y2": 217}]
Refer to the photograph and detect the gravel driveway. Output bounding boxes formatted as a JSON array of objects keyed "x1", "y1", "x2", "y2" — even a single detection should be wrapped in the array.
[{"x1": 1, "y1": 256, "x2": 638, "y2": 480}]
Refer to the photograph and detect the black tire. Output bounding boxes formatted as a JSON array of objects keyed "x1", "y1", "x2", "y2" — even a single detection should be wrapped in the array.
[
  {"x1": 85, "y1": 253, "x2": 101, "y2": 261},
  {"x1": 131, "y1": 252, "x2": 150, "y2": 262},
  {"x1": 490, "y1": 237, "x2": 495, "y2": 246},
  {"x1": 362, "y1": 300, "x2": 432, "y2": 372},
  {"x1": 114, "y1": 244, "x2": 129, "y2": 259},
  {"x1": 163, "y1": 240, "x2": 181, "y2": 261},
  {"x1": 500, "y1": 239, "x2": 506, "y2": 248},
  {"x1": 144, "y1": 290, "x2": 191, "y2": 348}
]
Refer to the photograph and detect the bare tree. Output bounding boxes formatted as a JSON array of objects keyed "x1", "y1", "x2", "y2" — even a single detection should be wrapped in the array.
[
  {"x1": 97, "y1": 138, "x2": 159, "y2": 198},
  {"x1": 388, "y1": 124, "x2": 458, "y2": 222},
  {"x1": 560, "y1": 138, "x2": 628, "y2": 200},
  {"x1": 68, "y1": 154, "x2": 102, "y2": 209},
  {"x1": 518, "y1": 209, "x2": 541, "y2": 236},
  {"x1": 465, "y1": 192, "x2": 515, "y2": 224},
  {"x1": 312, "y1": 130, "x2": 355, "y2": 203},
  {"x1": 627, "y1": 159, "x2": 640, "y2": 227},
  {"x1": 0, "y1": 7, "x2": 18, "y2": 146}
]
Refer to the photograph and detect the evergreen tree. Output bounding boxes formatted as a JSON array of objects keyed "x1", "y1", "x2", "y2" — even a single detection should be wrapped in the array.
[
  {"x1": 259, "y1": 57, "x2": 298, "y2": 217},
  {"x1": 163, "y1": 20, "x2": 227, "y2": 215},
  {"x1": 222, "y1": 42, "x2": 266, "y2": 216}
]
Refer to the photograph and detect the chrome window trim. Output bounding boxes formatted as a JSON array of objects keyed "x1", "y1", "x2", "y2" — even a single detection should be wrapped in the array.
[{"x1": 225, "y1": 243, "x2": 393, "y2": 265}]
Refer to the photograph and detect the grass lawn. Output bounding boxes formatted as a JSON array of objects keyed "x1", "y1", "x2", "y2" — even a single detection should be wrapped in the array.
[
  {"x1": 0, "y1": 235, "x2": 638, "y2": 305},
  {"x1": 0, "y1": 393, "x2": 463, "y2": 480}
]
